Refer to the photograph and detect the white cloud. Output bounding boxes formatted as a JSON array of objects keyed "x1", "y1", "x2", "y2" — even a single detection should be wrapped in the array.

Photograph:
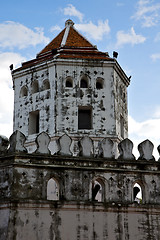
[
  {"x1": 116, "y1": 27, "x2": 146, "y2": 47},
  {"x1": 151, "y1": 53, "x2": 160, "y2": 61},
  {"x1": 0, "y1": 52, "x2": 25, "y2": 138},
  {"x1": 129, "y1": 115, "x2": 160, "y2": 139},
  {"x1": 128, "y1": 115, "x2": 160, "y2": 159},
  {"x1": 50, "y1": 25, "x2": 62, "y2": 32},
  {"x1": 63, "y1": 4, "x2": 84, "y2": 22},
  {"x1": 61, "y1": 5, "x2": 110, "y2": 41},
  {"x1": 132, "y1": 0, "x2": 160, "y2": 27},
  {"x1": 0, "y1": 21, "x2": 50, "y2": 49},
  {"x1": 75, "y1": 20, "x2": 110, "y2": 41}
]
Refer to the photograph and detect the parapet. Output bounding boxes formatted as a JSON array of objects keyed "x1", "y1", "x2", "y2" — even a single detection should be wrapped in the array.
[
  {"x1": 1, "y1": 131, "x2": 160, "y2": 205},
  {"x1": 0, "y1": 131, "x2": 158, "y2": 161}
]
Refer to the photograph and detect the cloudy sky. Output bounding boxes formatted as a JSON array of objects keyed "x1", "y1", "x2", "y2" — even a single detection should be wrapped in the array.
[{"x1": 0, "y1": 0, "x2": 160, "y2": 158}]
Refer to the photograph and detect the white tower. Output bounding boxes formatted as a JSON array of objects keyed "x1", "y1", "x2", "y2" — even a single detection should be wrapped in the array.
[{"x1": 12, "y1": 20, "x2": 130, "y2": 152}]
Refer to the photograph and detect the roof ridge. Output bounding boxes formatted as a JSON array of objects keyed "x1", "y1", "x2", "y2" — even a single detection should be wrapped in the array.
[{"x1": 61, "y1": 23, "x2": 71, "y2": 47}]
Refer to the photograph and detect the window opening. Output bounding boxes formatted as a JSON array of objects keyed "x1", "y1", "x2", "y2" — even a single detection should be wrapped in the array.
[
  {"x1": 28, "y1": 110, "x2": 39, "y2": 135},
  {"x1": 96, "y1": 78, "x2": 103, "y2": 89},
  {"x1": 80, "y1": 78, "x2": 88, "y2": 88},
  {"x1": 133, "y1": 183, "x2": 142, "y2": 203},
  {"x1": 123, "y1": 92, "x2": 126, "y2": 102},
  {"x1": 120, "y1": 115, "x2": 124, "y2": 138},
  {"x1": 43, "y1": 79, "x2": 50, "y2": 90},
  {"x1": 47, "y1": 178, "x2": 59, "y2": 200},
  {"x1": 20, "y1": 86, "x2": 28, "y2": 97},
  {"x1": 66, "y1": 78, "x2": 73, "y2": 88},
  {"x1": 32, "y1": 80, "x2": 39, "y2": 94},
  {"x1": 92, "y1": 180, "x2": 103, "y2": 202},
  {"x1": 78, "y1": 108, "x2": 92, "y2": 129},
  {"x1": 96, "y1": 82, "x2": 103, "y2": 89}
]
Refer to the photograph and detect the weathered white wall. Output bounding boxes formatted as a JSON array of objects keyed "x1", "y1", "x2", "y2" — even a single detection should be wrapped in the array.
[
  {"x1": 13, "y1": 66, "x2": 52, "y2": 138},
  {"x1": 4, "y1": 203, "x2": 160, "y2": 240},
  {"x1": 13, "y1": 59, "x2": 129, "y2": 147}
]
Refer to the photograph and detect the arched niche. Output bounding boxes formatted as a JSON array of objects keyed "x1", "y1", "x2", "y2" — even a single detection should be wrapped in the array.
[
  {"x1": 47, "y1": 177, "x2": 59, "y2": 200},
  {"x1": 66, "y1": 77, "x2": 73, "y2": 88},
  {"x1": 20, "y1": 86, "x2": 28, "y2": 97},
  {"x1": 32, "y1": 80, "x2": 39, "y2": 94},
  {"x1": 133, "y1": 182, "x2": 143, "y2": 203},
  {"x1": 91, "y1": 177, "x2": 105, "y2": 202},
  {"x1": 43, "y1": 79, "x2": 50, "y2": 90},
  {"x1": 80, "y1": 77, "x2": 88, "y2": 88},
  {"x1": 96, "y1": 78, "x2": 103, "y2": 89}
]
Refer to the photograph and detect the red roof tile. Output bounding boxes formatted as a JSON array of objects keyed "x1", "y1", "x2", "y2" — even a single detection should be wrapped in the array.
[
  {"x1": 65, "y1": 27, "x2": 93, "y2": 48},
  {"x1": 13, "y1": 20, "x2": 113, "y2": 73},
  {"x1": 38, "y1": 29, "x2": 65, "y2": 55}
]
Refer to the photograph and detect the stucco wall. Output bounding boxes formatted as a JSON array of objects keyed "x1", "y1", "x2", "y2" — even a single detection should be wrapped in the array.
[
  {"x1": 3, "y1": 202, "x2": 160, "y2": 240},
  {"x1": 13, "y1": 59, "x2": 128, "y2": 143}
]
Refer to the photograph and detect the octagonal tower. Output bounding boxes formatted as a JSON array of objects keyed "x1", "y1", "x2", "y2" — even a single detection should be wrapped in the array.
[{"x1": 12, "y1": 20, "x2": 130, "y2": 153}]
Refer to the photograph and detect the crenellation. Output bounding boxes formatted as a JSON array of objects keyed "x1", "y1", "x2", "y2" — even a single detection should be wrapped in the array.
[
  {"x1": 0, "y1": 136, "x2": 9, "y2": 153},
  {"x1": 118, "y1": 138, "x2": 135, "y2": 160},
  {"x1": 1, "y1": 130, "x2": 160, "y2": 164},
  {"x1": 8, "y1": 131, "x2": 27, "y2": 153},
  {"x1": 138, "y1": 139, "x2": 155, "y2": 161}
]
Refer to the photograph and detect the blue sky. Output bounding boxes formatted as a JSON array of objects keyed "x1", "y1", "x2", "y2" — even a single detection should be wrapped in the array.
[{"x1": 1, "y1": 0, "x2": 160, "y2": 157}]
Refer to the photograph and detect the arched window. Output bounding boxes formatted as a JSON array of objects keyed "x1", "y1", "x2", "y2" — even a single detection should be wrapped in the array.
[
  {"x1": 66, "y1": 77, "x2": 73, "y2": 88},
  {"x1": 20, "y1": 86, "x2": 28, "y2": 97},
  {"x1": 43, "y1": 79, "x2": 50, "y2": 90},
  {"x1": 80, "y1": 78, "x2": 88, "y2": 88},
  {"x1": 133, "y1": 183, "x2": 143, "y2": 203},
  {"x1": 47, "y1": 178, "x2": 59, "y2": 200},
  {"x1": 92, "y1": 178, "x2": 104, "y2": 202},
  {"x1": 96, "y1": 78, "x2": 103, "y2": 89},
  {"x1": 32, "y1": 80, "x2": 39, "y2": 94}
]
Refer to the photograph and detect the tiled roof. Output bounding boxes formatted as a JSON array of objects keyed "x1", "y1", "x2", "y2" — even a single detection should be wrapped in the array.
[
  {"x1": 63, "y1": 26, "x2": 93, "y2": 48},
  {"x1": 39, "y1": 29, "x2": 65, "y2": 55},
  {"x1": 13, "y1": 20, "x2": 113, "y2": 73},
  {"x1": 38, "y1": 20, "x2": 94, "y2": 56}
]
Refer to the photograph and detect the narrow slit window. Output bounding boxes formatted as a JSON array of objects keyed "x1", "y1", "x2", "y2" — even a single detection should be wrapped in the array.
[
  {"x1": 78, "y1": 108, "x2": 92, "y2": 129},
  {"x1": 28, "y1": 110, "x2": 39, "y2": 135},
  {"x1": 120, "y1": 115, "x2": 124, "y2": 138}
]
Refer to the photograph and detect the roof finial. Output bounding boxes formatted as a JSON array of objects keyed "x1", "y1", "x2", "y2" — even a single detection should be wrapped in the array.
[{"x1": 65, "y1": 19, "x2": 74, "y2": 27}]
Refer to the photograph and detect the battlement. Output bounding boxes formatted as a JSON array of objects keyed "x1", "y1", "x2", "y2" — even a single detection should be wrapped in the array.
[
  {"x1": 1, "y1": 130, "x2": 160, "y2": 206},
  {"x1": 0, "y1": 130, "x2": 159, "y2": 161}
]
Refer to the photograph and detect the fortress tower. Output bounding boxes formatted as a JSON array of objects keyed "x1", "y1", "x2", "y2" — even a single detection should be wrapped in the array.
[
  {"x1": 12, "y1": 19, "x2": 130, "y2": 153},
  {"x1": 1, "y1": 20, "x2": 160, "y2": 240}
]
